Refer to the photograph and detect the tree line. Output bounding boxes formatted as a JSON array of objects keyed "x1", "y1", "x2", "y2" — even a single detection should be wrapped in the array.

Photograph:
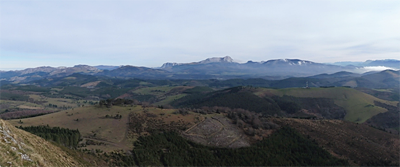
[
  {"x1": 126, "y1": 127, "x2": 348, "y2": 166},
  {"x1": 17, "y1": 125, "x2": 81, "y2": 148}
]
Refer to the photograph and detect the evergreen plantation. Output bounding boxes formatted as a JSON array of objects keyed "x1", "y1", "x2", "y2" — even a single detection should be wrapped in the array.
[
  {"x1": 115, "y1": 127, "x2": 348, "y2": 166},
  {"x1": 17, "y1": 125, "x2": 81, "y2": 148}
]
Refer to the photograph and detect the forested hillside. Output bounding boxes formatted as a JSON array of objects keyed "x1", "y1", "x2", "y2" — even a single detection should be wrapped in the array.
[
  {"x1": 17, "y1": 125, "x2": 81, "y2": 148},
  {"x1": 2, "y1": 71, "x2": 398, "y2": 166},
  {"x1": 130, "y1": 127, "x2": 348, "y2": 166}
]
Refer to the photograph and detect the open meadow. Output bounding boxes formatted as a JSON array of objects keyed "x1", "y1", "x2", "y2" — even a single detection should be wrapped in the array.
[{"x1": 8, "y1": 105, "x2": 203, "y2": 152}]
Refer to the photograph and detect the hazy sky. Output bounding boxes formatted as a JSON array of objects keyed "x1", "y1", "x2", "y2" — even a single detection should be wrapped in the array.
[{"x1": 1, "y1": 0, "x2": 399, "y2": 70}]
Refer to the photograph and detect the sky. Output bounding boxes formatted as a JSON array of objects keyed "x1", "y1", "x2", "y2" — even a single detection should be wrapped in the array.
[{"x1": 1, "y1": 0, "x2": 399, "y2": 70}]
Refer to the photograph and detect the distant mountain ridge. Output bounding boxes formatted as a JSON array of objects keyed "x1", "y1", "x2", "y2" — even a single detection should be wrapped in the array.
[
  {"x1": 261, "y1": 59, "x2": 314, "y2": 65},
  {"x1": 364, "y1": 59, "x2": 400, "y2": 69},
  {"x1": 161, "y1": 57, "x2": 358, "y2": 78},
  {"x1": 161, "y1": 56, "x2": 235, "y2": 69},
  {"x1": 199, "y1": 56, "x2": 234, "y2": 64},
  {"x1": 0, "y1": 57, "x2": 398, "y2": 82},
  {"x1": 332, "y1": 59, "x2": 400, "y2": 69},
  {"x1": 94, "y1": 65, "x2": 119, "y2": 70},
  {"x1": 0, "y1": 65, "x2": 100, "y2": 83}
]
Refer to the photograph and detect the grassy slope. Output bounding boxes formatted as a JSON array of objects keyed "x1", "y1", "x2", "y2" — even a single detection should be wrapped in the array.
[
  {"x1": 133, "y1": 86, "x2": 191, "y2": 105},
  {"x1": 153, "y1": 94, "x2": 187, "y2": 106},
  {"x1": 9, "y1": 106, "x2": 136, "y2": 152},
  {"x1": 0, "y1": 100, "x2": 44, "y2": 110},
  {"x1": 8, "y1": 105, "x2": 200, "y2": 152},
  {"x1": 29, "y1": 94, "x2": 79, "y2": 109},
  {"x1": 132, "y1": 86, "x2": 176, "y2": 95},
  {"x1": 1, "y1": 119, "x2": 84, "y2": 166},
  {"x1": 255, "y1": 87, "x2": 398, "y2": 123}
]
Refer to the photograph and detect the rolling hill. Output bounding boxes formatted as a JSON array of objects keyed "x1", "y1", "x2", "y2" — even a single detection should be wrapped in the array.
[
  {"x1": 8, "y1": 105, "x2": 139, "y2": 152},
  {"x1": 7, "y1": 102, "x2": 399, "y2": 166},
  {"x1": 270, "y1": 118, "x2": 399, "y2": 166},
  {"x1": 172, "y1": 86, "x2": 397, "y2": 123},
  {"x1": 3, "y1": 57, "x2": 397, "y2": 82},
  {"x1": 255, "y1": 87, "x2": 398, "y2": 123},
  {"x1": 7, "y1": 105, "x2": 200, "y2": 152}
]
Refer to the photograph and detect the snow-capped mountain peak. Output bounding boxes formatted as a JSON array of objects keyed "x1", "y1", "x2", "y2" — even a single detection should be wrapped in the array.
[
  {"x1": 198, "y1": 56, "x2": 234, "y2": 64},
  {"x1": 262, "y1": 59, "x2": 314, "y2": 65}
]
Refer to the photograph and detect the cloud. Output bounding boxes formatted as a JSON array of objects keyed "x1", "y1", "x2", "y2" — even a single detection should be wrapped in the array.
[
  {"x1": 343, "y1": 42, "x2": 400, "y2": 55},
  {"x1": 0, "y1": 0, "x2": 400, "y2": 67},
  {"x1": 353, "y1": 66, "x2": 399, "y2": 73}
]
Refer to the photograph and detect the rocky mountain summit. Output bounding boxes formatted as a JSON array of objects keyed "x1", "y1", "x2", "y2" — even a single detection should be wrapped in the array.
[
  {"x1": 161, "y1": 56, "x2": 235, "y2": 69},
  {"x1": 198, "y1": 56, "x2": 235, "y2": 64}
]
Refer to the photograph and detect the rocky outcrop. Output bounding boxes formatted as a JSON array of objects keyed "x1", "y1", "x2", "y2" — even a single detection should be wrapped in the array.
[{"x1": 0, "y1": 119, "x2": 83, "y2": 166}]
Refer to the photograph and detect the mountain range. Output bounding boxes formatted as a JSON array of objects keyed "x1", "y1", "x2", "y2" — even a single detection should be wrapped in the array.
[
  {"x1": 1, "y1": 57, "x2": 399, "y2": 166},
  {"x1": 0, "y1": 57, "x2": 398, "y2": 82}
]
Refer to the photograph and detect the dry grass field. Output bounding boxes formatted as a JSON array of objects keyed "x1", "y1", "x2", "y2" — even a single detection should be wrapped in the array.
[
  {"x1": 29, "y1": 94, "x2": 81, "y2": 109},
  {"x1": 9, "y1": 105, "x2": 135, "y2": 152},
  {"x1": 8, "y1": 105, "x2": 203, "y2": 152}
]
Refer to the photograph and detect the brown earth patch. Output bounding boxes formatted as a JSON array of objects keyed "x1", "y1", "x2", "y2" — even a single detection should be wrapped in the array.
[
  {"x1": 182, "y1": 116, "x2": 250, "y2": 148},
  {"x1": 80, "y1": 81, "x2": 101, "y2": 88}
]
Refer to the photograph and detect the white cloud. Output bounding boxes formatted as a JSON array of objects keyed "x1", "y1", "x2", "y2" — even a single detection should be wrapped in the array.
[
  {"x1": 0, "y1": 0, "x2": 399, "y2": 68},
  {"x1": 353, "y1": 66, "x2": 399, "y2": 73}
]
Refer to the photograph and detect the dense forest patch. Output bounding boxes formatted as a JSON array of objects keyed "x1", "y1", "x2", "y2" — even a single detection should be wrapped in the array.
[
  {"x1": 171, "y1": 86, "x2": 283, "y2": 116},
  {"x1": 271, "y1": 118, "x2": 400, "y2": 166},
  {"x1": 129, "y1": 127, "x2": 348, "y2": 166},
  {"x1": 17, "y1": 125, "x2": 81, "y2": 148}
]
